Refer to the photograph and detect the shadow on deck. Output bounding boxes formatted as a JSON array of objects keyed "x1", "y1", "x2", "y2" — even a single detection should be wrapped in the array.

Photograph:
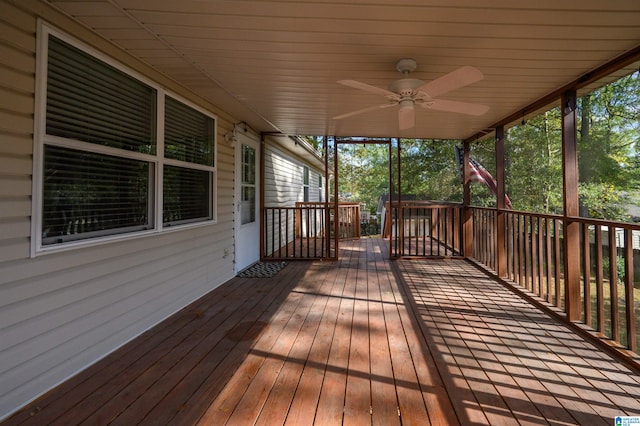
[{"x1": 4, "y1": 239, "x2": 640, "y2": 425}]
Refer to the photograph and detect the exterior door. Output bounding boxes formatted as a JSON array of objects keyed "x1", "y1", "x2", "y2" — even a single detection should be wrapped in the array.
[{"x1": 234, "y1": 133, "x2": 260, "y2": 272}]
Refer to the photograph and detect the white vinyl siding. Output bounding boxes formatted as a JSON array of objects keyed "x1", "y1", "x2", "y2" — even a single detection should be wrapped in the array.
[
  {"x1": 0, "y1": 2, "x2": 235, "y2": 421},
  {"x1": 263, "y1": 145, "x2": 323, "y2": 206}
]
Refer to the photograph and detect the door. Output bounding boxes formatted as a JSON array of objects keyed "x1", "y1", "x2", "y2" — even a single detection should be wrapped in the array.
[{"x1": 234, "y1": 133, "x2": 260, "y2": 272}]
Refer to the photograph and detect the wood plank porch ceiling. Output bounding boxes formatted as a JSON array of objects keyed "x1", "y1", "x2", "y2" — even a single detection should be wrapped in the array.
[
  {"x1": 5, "y1": 238, "x2": 639, "y2": 425},
  {"x1": 47, "y1": 0, "x2": 640, "y2": 139}
]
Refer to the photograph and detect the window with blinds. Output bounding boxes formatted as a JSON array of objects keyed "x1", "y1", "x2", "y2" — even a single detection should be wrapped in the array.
[
  {"x1": 165, "y1": 96, "x2": 214, "y2": 166},
  {"x1": 46, "y1": 36, "x2": 157, "y2": 154},
  {"x1": 163, "y1": 96, "x2": 215, "y2": 226},
  {"x1": 43, "y1": 146, "x2": 152, "y2": 245},
  {"x1": 37, "y1": 29, "x2": 216, "y2": 250},
  {"x1": 163, "y1": 165, "x2": 211, "y2": 225}
]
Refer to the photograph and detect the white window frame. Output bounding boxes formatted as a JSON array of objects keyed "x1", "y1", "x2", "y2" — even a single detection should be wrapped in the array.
[
  {"x1": 303, "y1": 166, "x2": 310, "y2": 202},
  {"x1": 31, "y1": 22, "x2": 217, "y2": 256}
]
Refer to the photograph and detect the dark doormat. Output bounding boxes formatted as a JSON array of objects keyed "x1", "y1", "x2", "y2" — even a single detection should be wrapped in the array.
[{"x1": 237, "y1": 261, "x2": 288, "y2": 278}]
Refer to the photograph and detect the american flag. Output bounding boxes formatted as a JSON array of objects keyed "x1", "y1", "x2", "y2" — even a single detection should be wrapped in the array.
[{"x1": 455, "y1": 146, "x2": 512, "y2": 209}]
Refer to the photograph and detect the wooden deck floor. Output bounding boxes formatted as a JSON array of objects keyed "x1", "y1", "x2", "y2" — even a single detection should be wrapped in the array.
[{"x1": 4, "y1": 238, "x2": 640, "y2": 425}]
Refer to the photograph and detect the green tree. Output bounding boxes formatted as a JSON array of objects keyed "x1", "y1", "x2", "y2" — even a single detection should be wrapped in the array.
[
  {"x1": 399, "y1": 139, "x2": 461, "y2": 202},
  {"x1": 577, "y1": 70, "x2": 639, "y2": 221},
  {"x1": 337, "y1": 143, "x2": 389, "y2": 213},
  {"x1": 335, "y1": 139, "x2": 462, "y2": 214}
]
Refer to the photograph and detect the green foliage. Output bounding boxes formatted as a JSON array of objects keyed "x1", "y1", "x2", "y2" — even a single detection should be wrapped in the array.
[
  {"x1": 578, "y1": 182, "x2": 629, "y2": 221},
  {"x1": 303, "y1": 136, "x2": 324, "y2": 152},
  {"x1": 601, "y1": 255, "x2": 626, "y2": 285},
  {"x1": 335, "y1": 139, "x2": 461, "y2": 213},
  {"x1": 399, "y1": 139, "x2": 462, "y2": 202},
  {"x1": 576, "y1": 71, "x2": 640, "y2": 222},
  {"x1": 337, "y1": 143, "x2": 390, "y2": 213},
  {"x1": 505, "y1": 108, "x2": 563, "y2": 213}
]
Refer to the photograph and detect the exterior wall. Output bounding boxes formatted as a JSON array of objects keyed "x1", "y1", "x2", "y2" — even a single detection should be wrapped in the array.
[
  {"x1": 0, "y1": 1, "x2": 237, "y2": 419},
  {"x1": 263, "y1": 141, "x2": 324, "y2": 255},
  {"x1": 263, "y1": 143, "x2": 323, "y2": 207}
]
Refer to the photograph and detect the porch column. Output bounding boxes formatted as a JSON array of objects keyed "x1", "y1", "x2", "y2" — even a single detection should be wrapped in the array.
[
  {"x1": 495, "y1": 126, "x2": 507, "y2": 277},
  {"x1": 259, "y1": 135, "x2": 266, "y2": 260},
  {"x1": 462, "y1": 140, "x2": 473, "y2": 257},
  {"x1": 562, "y1": 89, "x2": 581, "y2": 321}
]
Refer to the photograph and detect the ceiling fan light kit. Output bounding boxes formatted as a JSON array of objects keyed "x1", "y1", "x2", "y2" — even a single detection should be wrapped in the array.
[{"x1": 334, "y1": 58, "x2": 489, "y2": 130}]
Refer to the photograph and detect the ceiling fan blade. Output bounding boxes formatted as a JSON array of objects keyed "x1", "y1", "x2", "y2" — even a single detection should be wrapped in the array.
[
  {"x1": 333, "y1": 102, "x2": 396, "y2": 120},
  {"x1": 398, "y1": 102, "x2": 415, "y2": 130},
  {"x1": 337, "y1": 80, "x2": 398, "y2": 98},
  {"x1": 419, "y1": 66, "x2": 483, "y2": 98},
  {"x1": 426, "y1": 99, "x2": 489, "y2": 116}
]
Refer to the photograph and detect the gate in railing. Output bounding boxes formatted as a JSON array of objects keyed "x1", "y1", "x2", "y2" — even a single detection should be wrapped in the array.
[
  {"x1": 262, "y1": 202, "x2": 360, "y2": 260},
  {"x1": 387, "y1": 202, "x2": 464, "y2": 258}
]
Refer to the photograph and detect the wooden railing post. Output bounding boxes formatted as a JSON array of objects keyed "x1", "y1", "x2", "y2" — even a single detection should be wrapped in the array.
[
  {"x1": 495, "y1": 126, "x2": 507, "y2": 277},
  {"x1": 562, "y1": 89, "x2": 581, "y2": 321}
]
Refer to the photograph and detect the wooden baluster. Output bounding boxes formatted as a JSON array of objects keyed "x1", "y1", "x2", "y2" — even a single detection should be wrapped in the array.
[
  {"x1": 624, "y1": 228, "x2": 636, "y2": 351},
  {"x1": 609, "y1": 226, "x2": 619, "y2": 343}
]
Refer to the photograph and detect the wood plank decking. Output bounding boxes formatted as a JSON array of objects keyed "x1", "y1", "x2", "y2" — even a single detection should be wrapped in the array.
[{"x1": 4, "y1": 238, "x2": 640, "y2": 425}]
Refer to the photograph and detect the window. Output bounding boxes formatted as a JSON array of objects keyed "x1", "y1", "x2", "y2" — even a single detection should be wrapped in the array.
[
  {"x1": 163, "y1": 165, "x2": 212, "y2": 225},
  {"x1": 42, "y1": 146, "x2": 152, "y2": 244},
  {"x1": 240, "y1": 144, "x2": 256, "y2": 225},
  {"x1": 34, "y1": 26, "x2": 216, "y2": 252},
  {"x1": 318, "y1": 175, "x2": 323, "y2": 202},
  {"x1": 303, "y1": 166, "x2": 310, "y2": 202},
  {"x1": 163, "y1": 96, "x2": 215, "y2": 226}
]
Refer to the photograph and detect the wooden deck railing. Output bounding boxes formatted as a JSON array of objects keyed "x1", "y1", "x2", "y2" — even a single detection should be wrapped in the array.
[
  {"x1": 576, "y1": 217, "x2": 639, "y2": 353},
  {"x1": 262, "y1": 202, "x2": 360, "y2": 260},
  {"x1": 471, "y1": 207, "x2": 640, "y2": 354},
  {"x1": 387, "y1": 202, "x2": 463, "y2": 258}
]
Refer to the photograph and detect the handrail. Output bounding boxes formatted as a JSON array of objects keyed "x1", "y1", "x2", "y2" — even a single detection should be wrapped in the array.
[
  {"x1": 262, "y1": 202, "x2": 361, "y2": 260},
  {"x1": 296, "y1": 202, "x2": 361, "y2": 240},
  {"x1": 470, "y1": 206, "x2": 639, "y2": 356},
  {"x1": 387, "y1": 202, "x2": 464, "y2": 258}
]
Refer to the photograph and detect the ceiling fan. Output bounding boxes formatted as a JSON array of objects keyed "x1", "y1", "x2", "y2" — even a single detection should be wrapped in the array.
[{"x1": 333, "y1": 58, "x2": 489, "y2": 130}]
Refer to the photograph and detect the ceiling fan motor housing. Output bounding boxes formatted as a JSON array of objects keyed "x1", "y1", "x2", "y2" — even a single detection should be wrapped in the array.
[
  {"x1": 391, "y1": 58, "x2": 424, "y2": 98},
  {"x1": 390, "y1": 78, "x2": 425, "y2": 98}
]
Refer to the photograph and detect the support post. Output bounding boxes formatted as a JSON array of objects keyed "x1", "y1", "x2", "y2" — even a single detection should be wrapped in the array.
[
  {"x1": 562, "y1": 90, "x2": 581, "y2": 321},
  {"x1": 259, "y1": 135, "x2": 266, "y2": 260},
  {"x1": 333, "y1": 138, "x2": 339, "y2": 260},
  {"x1": 323, "y1": 136, "x2": 331, "y2": 259},
  {"x1": 462, "y1": 140, "x2": 473, "y2": 257},
  {"x1": 388, "y1": 138, "x2": 393, "y2": 258},
  {"x1": 495, "y1": 126, "x2": 507, "y2": 277},
  {"x1": 397, "y1": 139, "x2": 404, "y2": 256}
]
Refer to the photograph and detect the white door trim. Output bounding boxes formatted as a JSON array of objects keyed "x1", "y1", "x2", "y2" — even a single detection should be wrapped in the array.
[{"x1": 234, "y1": 132, "x2": 261, "y2": 273}]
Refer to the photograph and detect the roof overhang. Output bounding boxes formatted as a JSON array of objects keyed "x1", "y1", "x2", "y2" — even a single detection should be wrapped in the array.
[{"x1": 48, "y1": 0, "x2": 640, "y2": 140}]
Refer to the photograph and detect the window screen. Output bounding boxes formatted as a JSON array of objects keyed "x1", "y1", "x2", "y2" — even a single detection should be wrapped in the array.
[
  {"x1": 163, "y1": 165, "x2": 212, "y2": 225},
  {"x1": 42, "y1": 146, "x2": 151, "y2": 245},
  {"x1": 46, "y1": 35, "x2": 156, "y2": 154},
  {"x1": 165, "y1": 96, "x2": 214, "y2": 166},
  {"x1": 163, "y1": 96, "x2": 215, "y2": 226}
]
